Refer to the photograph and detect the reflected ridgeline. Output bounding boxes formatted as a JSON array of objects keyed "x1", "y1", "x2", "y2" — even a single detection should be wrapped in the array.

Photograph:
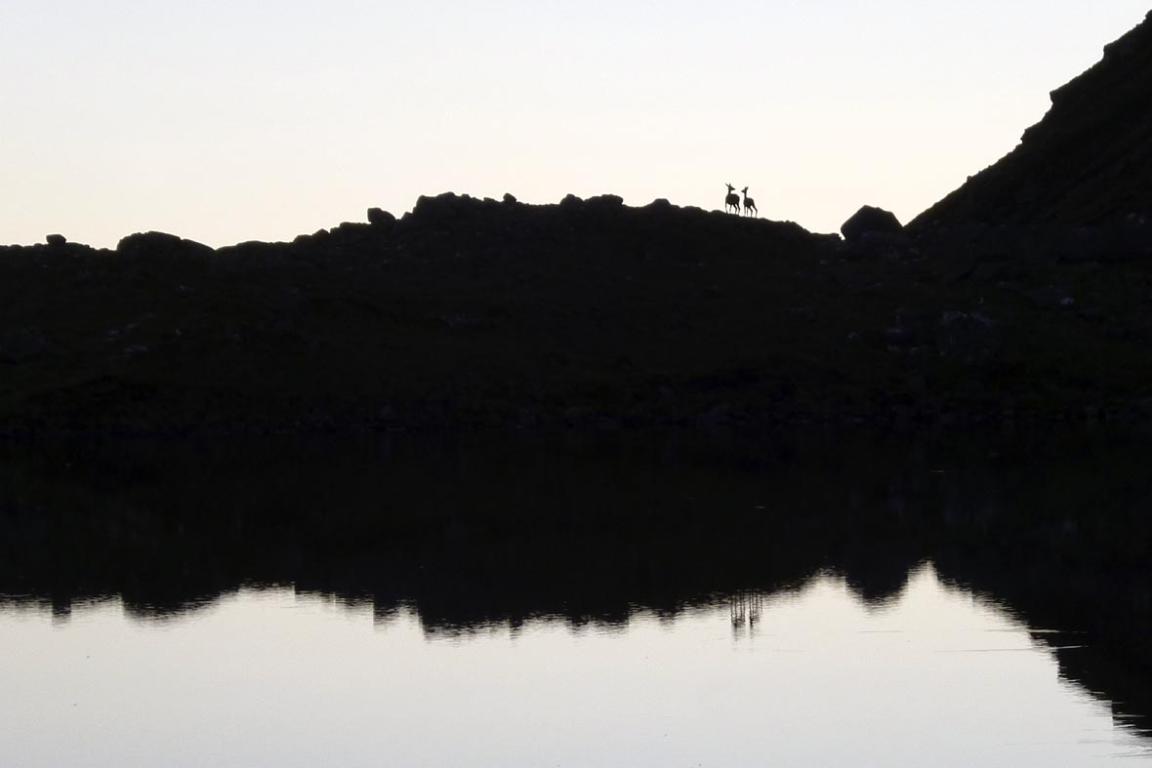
[{"x1": 0, "y1": 429, "x2": 1151, "y2": 734}]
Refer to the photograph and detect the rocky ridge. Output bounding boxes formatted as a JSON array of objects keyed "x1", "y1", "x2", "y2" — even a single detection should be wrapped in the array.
[{"x1": 3, "y1": 13, "x2": 1152, "y2": 434}]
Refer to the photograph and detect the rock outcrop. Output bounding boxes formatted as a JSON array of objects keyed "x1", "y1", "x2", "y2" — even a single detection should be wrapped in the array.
[
  {"x1": 367, "y1": 207, "x2": 396, "y2": 228},
  {"x1": 117, "y1": 231, "x2": 214, "y2": 259}
]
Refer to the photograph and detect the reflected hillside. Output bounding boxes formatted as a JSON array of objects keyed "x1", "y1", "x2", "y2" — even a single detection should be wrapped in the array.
[{"x1": 1, "y1": 430, "x2": 1150, "y2": 734}]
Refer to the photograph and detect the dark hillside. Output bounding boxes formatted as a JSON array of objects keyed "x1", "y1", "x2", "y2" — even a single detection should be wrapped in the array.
[
  {"x1": 913, "y1": 11, "x2": 1152, "y2": 238},
  {"x1": 5, "y1": 188, "x2": 1152, "y2": 433},
  {"x1": 1, "y1": 198, "x2": 871, "y2": 432},
  {"x1": 7, "y1": 14, "x2": 1152, "y2": 433}
]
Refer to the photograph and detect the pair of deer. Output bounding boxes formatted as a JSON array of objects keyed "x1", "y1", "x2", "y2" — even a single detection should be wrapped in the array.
[{"x1": 725, "y1": 184, "x2": 758, "y2": 217}]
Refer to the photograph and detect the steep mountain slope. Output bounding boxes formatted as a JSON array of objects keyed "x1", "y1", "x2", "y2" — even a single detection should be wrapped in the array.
[{"x1": 913, "y1": 10, "x2": 1152, "y2": 234}]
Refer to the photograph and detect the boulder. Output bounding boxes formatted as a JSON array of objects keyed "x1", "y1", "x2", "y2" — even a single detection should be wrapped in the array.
[
  {"x1": 116, "y1": 232, "x2": 214, "y2": 259},
  {"x1": 411, "y1": 193, "x2": 464, "y2": 222},
  {"x1": 367, "y1": 207, "x2": 396, "y2": 228},
  {"x1": 46, "y1": 234, "x2": 67, "y2": 247},
  {"x1": 841, "y1": 206, "x2": 903, "y2": 243},
  {"x1": 585, "y1": 194, "x2": 624, "y2": 211}
]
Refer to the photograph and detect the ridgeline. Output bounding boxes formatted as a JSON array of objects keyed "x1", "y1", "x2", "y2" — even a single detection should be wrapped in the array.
[{"x1": 3, "y1": 12, "x2": 1152, "y2": 434}]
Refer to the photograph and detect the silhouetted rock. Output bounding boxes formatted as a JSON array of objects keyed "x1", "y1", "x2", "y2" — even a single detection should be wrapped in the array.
[
  {"x1": 367, "y1": 207, "x2": 395, "y2": 229},
  {"x1": 46, "y1": 234, "x2": 67, "y2": 247},
  {"x1": 330, "y1": 222, "x2": 374, "y2": 245},
  {"x1": 502, "y1": 193, "x2": 518, "y2": 205},
  {"x1": 116, "y1": 231, "x2": 214, "y2": 259},
  {"x1": 841, "y1": 206, "x2": 903, "y2": 243},
  {"x1": 410, "y1": 193, "x2": 467, "y2": 223},
  {"x1": 586, "y1": 194, "x2": 624, "y2": 210}
]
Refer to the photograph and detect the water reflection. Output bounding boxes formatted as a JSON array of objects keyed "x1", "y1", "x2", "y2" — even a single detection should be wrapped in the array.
[
  {"x1": 1, "y1": 429, "x2": 1151, "y2": 754},
  {"x1": 2, "y1": 566, "x2": 1147, "y2": 767},
  {"x1": 728, "y1": 590, "x2": 764, "y2": 637}
]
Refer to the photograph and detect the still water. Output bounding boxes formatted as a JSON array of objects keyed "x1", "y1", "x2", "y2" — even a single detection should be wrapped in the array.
[
  {"x1": 1, "y1": 568, "x2": 1148, "y2": 767},
  {"x1": 1, "y1": 431, "x2": 1150, "y2": 766}
]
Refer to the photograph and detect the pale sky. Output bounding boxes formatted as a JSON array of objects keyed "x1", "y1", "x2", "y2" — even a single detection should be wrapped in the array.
[{"x1": 1, "y1": 2, "x2": 1147, "y2": 247}]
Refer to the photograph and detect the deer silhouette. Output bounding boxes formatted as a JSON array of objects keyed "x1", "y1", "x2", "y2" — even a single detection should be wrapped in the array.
[
  {"x1": 741, "y1": 187, "x2": 758, "y2": 218},
  {"x1": 725, "y1": 184, "x2": 741, "y2": 214}
]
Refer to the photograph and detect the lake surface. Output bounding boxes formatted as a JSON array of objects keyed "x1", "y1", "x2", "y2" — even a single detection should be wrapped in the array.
[{"x1": 1, "y1": 431, "x2": 1150, "y2": 766}]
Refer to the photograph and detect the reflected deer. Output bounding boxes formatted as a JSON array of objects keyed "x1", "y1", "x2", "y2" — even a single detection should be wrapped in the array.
[
  {"x1": 725, "y1": 184, "x2": 741, "y2": 214},
  {"x1": 741, "y1": 187, "x2": 758, "y2": 218},
  {"x1": 730, "y1": 591, "x2": 764, "y2": 638}
]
